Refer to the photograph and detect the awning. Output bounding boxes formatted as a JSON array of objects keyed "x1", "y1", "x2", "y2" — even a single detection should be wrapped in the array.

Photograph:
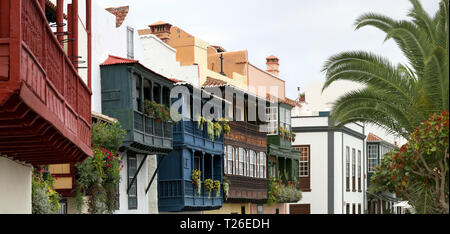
[{"x1": 393, "y1": 201, "x2": 412, "y2": 209}]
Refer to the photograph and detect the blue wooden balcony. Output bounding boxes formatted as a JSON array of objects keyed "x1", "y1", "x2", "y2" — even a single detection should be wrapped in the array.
[
  {"x1": 158, "y1": 120, "x2": 224, "y2": 212},
  {"x1": 100, "y1": 57, "x2": 174, "y2": 154}
]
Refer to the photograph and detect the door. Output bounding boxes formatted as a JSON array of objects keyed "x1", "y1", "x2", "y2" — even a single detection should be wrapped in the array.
[{"x1": 290, "y1": 204, "x2": 311, "y2": 214}]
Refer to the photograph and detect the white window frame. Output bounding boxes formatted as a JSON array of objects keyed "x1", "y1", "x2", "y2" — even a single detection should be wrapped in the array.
[
  {"x1": 239, "y1": 148, "x2": 245, "y2": 176},
  {"x1": 266, "y1": 106, "x2": 278, "y2": 135},
  {"x1": 127, "y1": 26, "x2": 134, "y2": 59},
  {"x1": 368, "y1": 144, "x2": 379, "y2": 173}
]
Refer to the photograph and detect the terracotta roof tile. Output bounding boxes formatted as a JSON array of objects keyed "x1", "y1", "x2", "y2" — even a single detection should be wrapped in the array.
[
  {"x1": 100, "y1": 55, "x2": 176, "y2": 84},
  {"x1": 100, "y1": 55, "x2": 138, "y2": 66},
  {"x1": 202, "y1": 77, "x2": 229, "y2": 87},
  {"x1": 367, "y1": 133, "x2": 383, "y2": 142},
  {"x1": 105, "y1": 6, "x2": 129, "y2": 28}
]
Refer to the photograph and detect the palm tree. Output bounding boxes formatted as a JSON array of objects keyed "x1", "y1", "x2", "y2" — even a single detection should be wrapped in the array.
[{"x1": 322, "y1": 0, "x2": 449, "y2": 139}]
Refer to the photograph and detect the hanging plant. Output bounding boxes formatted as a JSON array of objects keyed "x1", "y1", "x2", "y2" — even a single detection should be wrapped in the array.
[
  {"x1": 197, "y1": 116, "x2": 207, "y2": 130},
  {"x1": 213, "y1": 180, "x2": 221, "y2": 197},
  {"x1": 191, "y1": 169, "x2": 202, "y2": 196},
  {"x1": 223, "y1": 182, "x2": 230, "y2": 200},
  {"x1": 214, "y1": 122, "x2": 222, "y2": 138},
  {"x1": 206, "y1": 120, "x2": 215, "y2": 141},
  {"x1": 204, "y1": 179, "x2": 214, "y2": 199}
]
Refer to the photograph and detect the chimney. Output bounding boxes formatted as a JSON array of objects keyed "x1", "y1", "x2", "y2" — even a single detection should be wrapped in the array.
[
  {"x1": 148, "y1": 21, "x2": 172, "y2": 44},
  {"x1": 266, "y1": 55, "x2": 279, "y2": 76}
]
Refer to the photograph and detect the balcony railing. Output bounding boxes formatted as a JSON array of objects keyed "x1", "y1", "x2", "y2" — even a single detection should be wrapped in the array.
[
  {"x1": 0, "y1": 0, "x2": 92, "y2": 164},
  {"x1": 172, "y1": 120, "x2": 224, "y2": 153},
  {"x1": 130, "y1": 111, "x2": 172, "y2": 152},
  {"x1": 158, "y1": 179, "x2": 223, "y2": 211}
]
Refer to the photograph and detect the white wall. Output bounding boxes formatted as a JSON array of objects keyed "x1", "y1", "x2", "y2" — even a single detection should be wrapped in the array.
[
  {"x1": 90, "y1": 1, "x2": 145, "y2": 113},
  {"x1": 116, "y1": 153, "x2": 158, "y2": 214},
  {"x1": 340, "y1": 132, "x2": 365, "y2": 214},
  {"x1": 139, "y1": 34, "x2": 199, "y2": 85},
  {"x1": 291, "y1": 131, "x2": 329, "y2": 214},
  {"x1": 291, "y1": 116, "x2": 366, "y2": 214},
  {"x1": 0, "y1": 156, "x2": 33, "y2": 214}
]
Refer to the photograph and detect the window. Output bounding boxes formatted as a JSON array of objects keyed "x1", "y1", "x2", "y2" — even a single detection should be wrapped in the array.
[
  {"x1": 352, "y1": 204, "x2": 356, "y2": 214},
  {"x1": 259, "y1": 152, "x2": 266, "y2": 179},
  {"x1": 235, "y1": 95, "x2": 245, "y2": 122},
  {"x1": 239, "y1": 148, "x2": 245, "y2": 176},
  {"x1": 346, "y1": 203, "x2": 350, "y2": 214},
  {"x1": 225, "y1": 145, "x2": 233, "y2": 175},
  {"x1": 280, "y1": 107, "x2": 291, "y2": 133},
  {"x1": 245, "y1": 149, "x2": 249, "y2": 177},
  {"x1": 346, "y1": 146, "x2": 350, "y2": 191},
  {"x1": 352, "y1": 148, "x2": 356, "y2": 191},
  {"x1": 358, "y1": 204, "x2": 362, "y2": 214},
  {"x1": 368, "y1": 144, "x2": 379, "y2": 173},
  {"x1": 249, "y1": 150, "x2": 256, "y2": 177},
  {"x1": 127, "y1": 26, "x2": 134, "y2": 59},
  {"x1": 127, "y1": 153, "x2": 138, "y2": 210},
  {"x1": 358, "y1": 150, "x2": 362, "y2": 192},
  {"x1": 296, "y1": 146, "x2": 309, "y2": 177},
  {"x1": 266, "y1": 106, "x2": 278, "y2": 135}
]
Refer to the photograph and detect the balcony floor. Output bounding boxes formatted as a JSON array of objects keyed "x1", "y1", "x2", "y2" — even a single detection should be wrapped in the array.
[{"x1": 0, "y1": 93, "x2": 91, "y2": 165}]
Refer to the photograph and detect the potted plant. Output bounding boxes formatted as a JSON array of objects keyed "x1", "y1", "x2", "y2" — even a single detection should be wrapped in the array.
[
  {"x1": 279, "y1": 126, "x2": 285, "y2": 138},
  {"x1": 291, "y1": 131, "x2": 296, "y2": 142},
  {"x1": 204, "y1": 179, "x2": 214, "y2": 199},
  {"x1": 191, "y1": 169, "x2": 202, "y2": 196}
]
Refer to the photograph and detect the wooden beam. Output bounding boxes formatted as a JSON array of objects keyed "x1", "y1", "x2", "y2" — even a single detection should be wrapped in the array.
[{"x1": 145, "y1": 155, "x2": 166, "y2": 194}]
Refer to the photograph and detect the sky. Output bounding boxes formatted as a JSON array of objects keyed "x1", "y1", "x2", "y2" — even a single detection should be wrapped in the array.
[{"x1": 96, "y1": 0, "x2": 441, "y2": 100}]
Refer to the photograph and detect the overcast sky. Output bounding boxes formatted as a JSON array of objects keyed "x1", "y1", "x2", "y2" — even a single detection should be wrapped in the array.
[{"x1": 96, "y1": 0, "x2": 441, "y2": 99}]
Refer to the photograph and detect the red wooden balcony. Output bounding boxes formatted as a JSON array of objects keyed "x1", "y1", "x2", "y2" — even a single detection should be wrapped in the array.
[{"x1": 0, "y1": 0, "x2": 92, "y2": 165}]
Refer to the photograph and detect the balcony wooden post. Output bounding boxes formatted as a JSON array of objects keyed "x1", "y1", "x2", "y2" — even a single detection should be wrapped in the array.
[
  {"x1": 201, "y1": 152, "x2": 205, "y2": 181},
  {"x1": 67, "y1": 4, "x2": 73, "y2": 58},
  {"x1": 86, "y1": 0, "x2": 92, "y2": 90},
  {"x1": 72, "y1": 0, "x2": 78, "y2": 69},
  {"x1": 211, "y1": 154, "x2": 214, "y2": 181},
  {"x1": 140, "y1": 76, "x2": 144, "y2": 113},
  {"x1": 56, "y1": 0, "x2": 64, "y2": 45}
]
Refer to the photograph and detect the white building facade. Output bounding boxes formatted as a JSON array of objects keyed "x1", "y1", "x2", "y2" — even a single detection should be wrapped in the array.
[{"x1": 289, "y1": 113, "x2": 366, "y2": 214}]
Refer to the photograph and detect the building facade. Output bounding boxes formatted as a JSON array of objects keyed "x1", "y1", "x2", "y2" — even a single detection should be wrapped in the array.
[{"x1": 290, "y1": 113, "x2": 366, "y2": 214}]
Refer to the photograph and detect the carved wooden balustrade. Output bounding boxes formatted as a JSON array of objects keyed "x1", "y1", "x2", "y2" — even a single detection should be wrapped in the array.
[{"x1": 0, "y1": 0, "x2": 92, "y2": 165}]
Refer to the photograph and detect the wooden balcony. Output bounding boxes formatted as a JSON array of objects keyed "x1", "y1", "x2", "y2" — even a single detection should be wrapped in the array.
[
  {"x1": 226, "y1": 175, "x2": 267, "y2": 203},
  {"x1": 173, "y1": 121, "x2": 224, "y2": 153},
  {"x1": 100, "y1": 56, "x2": 174, "y2": 154},
  {"x1": 225, "y1": 121, "x2": 267, "y2": 152},
  {"x1": 158, "y1": 179, "x2": 223, "y2": 212},
  {"x1": 158, "y1": 120, "x2": 224, "y2": 212},
  {"x1": 0, "y1": 0, "x2": 92, "y2": 165}
]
